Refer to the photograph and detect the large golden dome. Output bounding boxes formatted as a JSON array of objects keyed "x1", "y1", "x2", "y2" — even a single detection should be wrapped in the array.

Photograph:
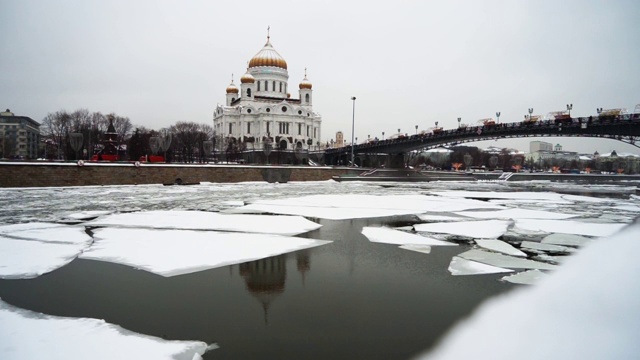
[{"x1": 248, "y1": 38, "x2": 288, "y2": 70}]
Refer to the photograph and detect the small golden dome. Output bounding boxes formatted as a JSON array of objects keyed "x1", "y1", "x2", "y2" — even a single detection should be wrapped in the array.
[
  {"x1": 226, "y1": 81, "x2": 239, "y2": 94},
  {"x1": 240, "y1": 71, "x2": 255, "y2": 84},
  {"x1": 249, "y1": 38, "x2": 288, "y2": 70},
  {"x1": 299, "y1": 77, "x2": 312, "y2": 90}
]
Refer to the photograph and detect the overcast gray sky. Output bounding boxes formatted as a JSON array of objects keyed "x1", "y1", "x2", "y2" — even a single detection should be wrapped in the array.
[{"x1": 2, "y1": 0, "x2": 639, "y2": 154}]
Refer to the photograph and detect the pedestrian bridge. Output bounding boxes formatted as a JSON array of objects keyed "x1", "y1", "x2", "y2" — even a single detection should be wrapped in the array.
[{"x1": 323, "y1": 114, "x2": 640, "y2": 166}]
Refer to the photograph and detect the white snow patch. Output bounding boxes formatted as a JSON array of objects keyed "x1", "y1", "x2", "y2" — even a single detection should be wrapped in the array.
[
  {"x1": 64, "y1": 211, "x2": 114, "y2": 220},
  {"x1": 362, "y1": 227, "x2": 457, "y2": 246},
  {"x1": 541, "y1": 233, "x2": 594, "y2": 247},
  {"x1": 399, "y1": 244, "x2": 432, "y2": 254},
  {"x1": 457, "y1": 249, "x2": 557, "y2": 270},
  {"x1": 455, "y1": 208, "x2": 578, "y2": 220},
  {"x1": 0, "y1": 236, "x2": 88, "y2": 279},
  {"x1": 418, "y1": 222, "x2": 640, "y2": 360},
  {"x1": 448, "y1": 256, "x2": 513, "y2": 276},
  {"x1": 414, "y1": 220, "x2": 511, "y2": 239},
  {"x1": 475, "y1": 240, "x2": 527, "y2": 257},
  {"x1": 86, "y1": 210, "x2": 321, "y2": 236},
  {"x1": 501, "y1": 269, "x2": 549, "y2": 285},
  {"x1": 0, "y1": 299, "x2": 209, "y2": 360},
  {"x1": 514, "y1": 219, "x2": 625, "y2": 237},
  {"x1": 80, "y1": 228, "x2": 331, "y2": 277}
]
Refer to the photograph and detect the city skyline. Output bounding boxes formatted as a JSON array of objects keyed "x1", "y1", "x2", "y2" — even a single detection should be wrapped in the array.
[{"x1": 1, "y1": 0, "x2": 639, "y2": 154}]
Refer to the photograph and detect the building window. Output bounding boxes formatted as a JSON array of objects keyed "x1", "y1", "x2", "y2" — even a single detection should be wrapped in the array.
[
  {"x1": 247, "y1": 88, "x2": 252, "y2": 97},
  {"x1": 281, "y1": 106, "x2": 287, "y2": 112},
  {"x1": 247, "y1": 109, "x2": 252, "y2": 114},
  {"x1": 266, "y1": 108, "x2": 271, "y2": 113},
  {"x1": 298, "y1": 123, "x2": 302, "y2": 135},
  {"x1": 307, "y1": 125, "x2": 310, "y2": 137},
  {"x1": 314, "y1": 128, "x2": 317, "y2": 138},
  {"x1": 298, "y1": 110, "x2": 302, "y2": 115},
  {"x1": 247, "y1": 123, "x2": 251, "y2": 134},
  {"x1": 231, "y1": 97, "x2": 236, "y2": 102},
  {"x1": 273, "y1": 81, "x2": 276, "y2": 91},
  {"x1": 279, "y1": 82, "x2": 283, "y2": 92},
  {"x1": 265, "y1": 81, "x2": 268, "y2": 91},
  {"x1": 257, "y1": 82, "x2": 261, "y2": 91},
  {"x1": 228, "y1": 123, "x2": 233, "y2": 134},
  {"x1": 305, "y1": 94, "x2": 310, "y2": 103},
  {"x1": 267, "y1": 122, "x2": 270, "y2": 134}
]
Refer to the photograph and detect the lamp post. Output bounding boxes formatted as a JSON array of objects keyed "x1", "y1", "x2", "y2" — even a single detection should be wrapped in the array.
[
  {"x1": 597, "y1": 107, "x2": 603, "y2": 115},
  {"x1": 496, "y1": 112, "x2": 501, "y2": 124},
  {"x1": 415, "y1": 125, "x2": 418, "y2": 134},
  {"x1": 382, "y1": 131, "x2": 385, "y2": 140},
  {"x1": 567, "y1": 103, "x2": 573, "y2": 116},
  {"x1": 457, "y1": 117, "x2": 461, "y2": 128},
  {"x1": 528, "y1": 108, "x2": 533, "y2": 121},
  {"x1": 351, "y1": 96, "x2": 356, "y2": 166},
  {"x1": 435, "y1": 121, "x2": 439, "y2": 128}
]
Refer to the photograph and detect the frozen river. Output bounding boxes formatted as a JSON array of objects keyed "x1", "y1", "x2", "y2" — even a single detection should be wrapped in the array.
[{"x1": 1, "y1": 180, "x2": 639, "y2": 359}]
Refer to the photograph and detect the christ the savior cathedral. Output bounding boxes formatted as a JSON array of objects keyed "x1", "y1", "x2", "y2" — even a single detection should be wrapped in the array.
[{"x1": 213, "y1": 34, "x2": 322, "y2": 154}]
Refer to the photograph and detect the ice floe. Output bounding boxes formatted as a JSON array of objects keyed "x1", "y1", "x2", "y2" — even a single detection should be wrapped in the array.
[
  {"x1": 226, "y1": 194, "x2": 504, "y2": 220},
  {"x1": 457, "y1": 249, "x2": 557, "y2": 270},
  {"x1": 414, "y1": 220, "x2": 511, "y2": 239},
  {"x1": 501, "y1": 269, "x2": 549, "y2": 285},
  {"x1": 0, "y1": 236, "x2": 88, "y2": 279},
  {"x1": 429, "y1": 190, "x2": 565, "y2": 201},
  {"x1": 448, "y1": 256, "x2": 513, "y2": 276},
  {"x1": 0, "y1": 222, "x2": 66, "y2": 234},
  {"x1": 475, "y1": 240, "x2": 527, "y2": 257},
  {"x1": 0, "y1": 299, "x2": 209, "y2": 360},
  {"x1": 455, "y1": 208, "x2": 578, "y2": 220},
  {"x1": 399, "y1": 244, "x2": 432, "y2": 254},
  {"x1": 520, "y1": 241, "x2": 576, "y2": 254},
  {"x1": 514, "y1": 219, "x2": 625, "y2": 237},
  {"x1": 86, "y1": 210, "x2": 321, "y2": 236},
  {"x1": 63, "y1": 210, "x2": 114, "y2": 220},
  {"x1": 416, "y1": 214, "x2": 470, "y2": 222},
  {"x1": 418, "y1": 222, "x2": 640, "y2": 360},
  {"x1": 362, "y1": 227, "x2": 458, "y2": 246},
  {"x1": 80, "y1": 228, "x2": 331, "y2": 277},
  {"x1": 5, "y1": 226, "x2": 92, "y2": 245},
  {"x1": 541, "y1": 233, "x2": 594, "y2": 247}
]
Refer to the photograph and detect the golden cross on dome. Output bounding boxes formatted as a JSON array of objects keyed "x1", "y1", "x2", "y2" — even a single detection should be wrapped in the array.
[{"x1": 267, "y1": 26, "x2": 270, "y2": 40}]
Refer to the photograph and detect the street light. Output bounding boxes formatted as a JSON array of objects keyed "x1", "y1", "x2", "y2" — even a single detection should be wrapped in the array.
[
  {"x1": 415, "y1": 125, "x2": 418, "y2": 134},
  {"x1": 351, "y1": 96, "x2": 356, "y2": 166},
  {"x1": 597, "y1": 107, "x2": 603, "y2": 115},
  {"x1": 457, "y1": 117, "x2": 461, "y2": 128},
  {"x1": 435, "y1": 121, "x2": 439, "y2": 128},
  {"x1": 496, "y1": 112, "x2": 501, "y2": 124},
  {"x1": 528, "y1": 108, "x2": 534, "y2": 120},
  {"x1": 566, "y1": 103, "x2": 573, "y2": 116},
  {"x1": 382, "y1": 131, "x2": 385, "y2": 140}
]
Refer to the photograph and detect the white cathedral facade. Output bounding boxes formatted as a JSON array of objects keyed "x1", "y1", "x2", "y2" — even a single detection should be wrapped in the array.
[{"x1": 213, "y1": 34, "x2": 321, "y2": 153}]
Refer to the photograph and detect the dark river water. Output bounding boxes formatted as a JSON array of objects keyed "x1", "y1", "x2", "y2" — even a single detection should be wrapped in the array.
[{"x1": 0, "y1": 214, "x2": 516, "y2": 359}]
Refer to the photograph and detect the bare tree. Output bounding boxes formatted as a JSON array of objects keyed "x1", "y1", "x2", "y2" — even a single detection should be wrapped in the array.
[{"x1": 41, "y1": 110, "x2": 70, "y2": 159}]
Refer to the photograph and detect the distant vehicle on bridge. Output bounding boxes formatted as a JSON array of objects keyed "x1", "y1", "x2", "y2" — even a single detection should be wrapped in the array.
[
  {"x1": 546, "y1": 111, "x2": 572, "y2": 124},
  {"x1": 477, "y1": 118, "x2": 496, "y2": 126},
  {"x1": 523, "y1": 115, "x2": 541, "y2": 124}
]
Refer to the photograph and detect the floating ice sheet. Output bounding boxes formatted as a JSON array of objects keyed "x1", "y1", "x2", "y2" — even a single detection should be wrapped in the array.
[
  {"x1": 0, "y1": 236, "x2": 88, "y2": 279},
  {"x1": 227, "y1": 194, "x2": 504, "y2": 220},
  {"x1": 6, "y1": 226, "x2": 92, "y2": 245},
  {"x1": 455, "y1": 208, "x2": 578, "y2": 220},
  {"x1": 448, "y1": 256, "x2": 513, "y2": 276},
  {"x1": 0, "y1": 222, "x2": 65, "y2": 234},
  {"x1": 0, "y1": 299, "x2": 209, "y2": 360},
  {"x1": 399, "y1": 244, "x2": 432, "y2": 254},
  {"x1": 418, "y1": 222, "x2": 640, "y2": 360},
  {"x1": 80, "y1": 228, "x2": 332, "y2": 277},
  {"x1": 86, "y1": 210, "x2": 321, "y2": 236},
  {"x1": 521, "y1": 241, "x2": 576, "y2": 254},
  {"x1": 430, "y1": 190, "x2": 566, "y2": 201},
  {"x1": 501, "y1": 269, "x2": 549, "y2": 285},
  {"x1": 64, "y1": 210, "x2": 114, "y2": 220},
  {"x1": 362, "y1": 227, "x2": 457, "y2": 246},
  {"x1": 515, "y1": 219, "x2": 625, "y2": 237},
  {"x1": 417, "y1": 214, "x2": 470, "y2": 222},
  {"x1": 414, "y1": 220, "x2": 511, "y2": 239},
  {"x1": 457, "y1": 249, "x2": 557, "y2": 270},
  {"x1": 475, "y1": 240, "x2": 527, "y2": 257},
  {"x1": 541, "y1": 233, "x2": 594, "y2": 247}
]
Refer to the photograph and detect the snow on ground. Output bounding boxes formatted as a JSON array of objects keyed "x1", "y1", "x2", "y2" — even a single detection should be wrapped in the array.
[
  {"x1": 362, "y1": 227, "x2": 458, "y2": 246},
  {"x1": 419, "y1": 221, "x2": 640, "y2": 360},
  {"x1": 0, "y1": 236, "x2": 88, "y2": 279},
  {"x1": 0, "y1": 299, "x2": 209, "y2": 360},
  {"x1": 541, "y1": 233, "x2": 594, "y2": 247},
  {"x1": 457, "y1": 249, "x2": 557, "y2": 270},
  {"x1": 80, "y1": 228, "x2": 331, "y2": 277},
  {"x1": 414, "y1": 220, "x2": 511, "y2": 239},
  {"x1": 226, "y1": 194, "x2": 504, "y2": 220},
  {"x1": 514, "y1": 219, "x2": 625, "y2": 237},
  {"x1": 501, "y1": 269, "x2": 549, "y2": 285},
  {"x1": 520, "y1": 241, "x2": 576, "y2": 254},
  {"x1": 475, "y1": 240, "x2": 527, "y2": 257},
  {"x1": 86, "y1": 210, "x2": 321, "y2": 236},
  {"x1": 448, "y1": 256, "x2": 514, "y2": 276},
  {"x1": 454, "y1": 208, "x2": 578, "y2": 220}
]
